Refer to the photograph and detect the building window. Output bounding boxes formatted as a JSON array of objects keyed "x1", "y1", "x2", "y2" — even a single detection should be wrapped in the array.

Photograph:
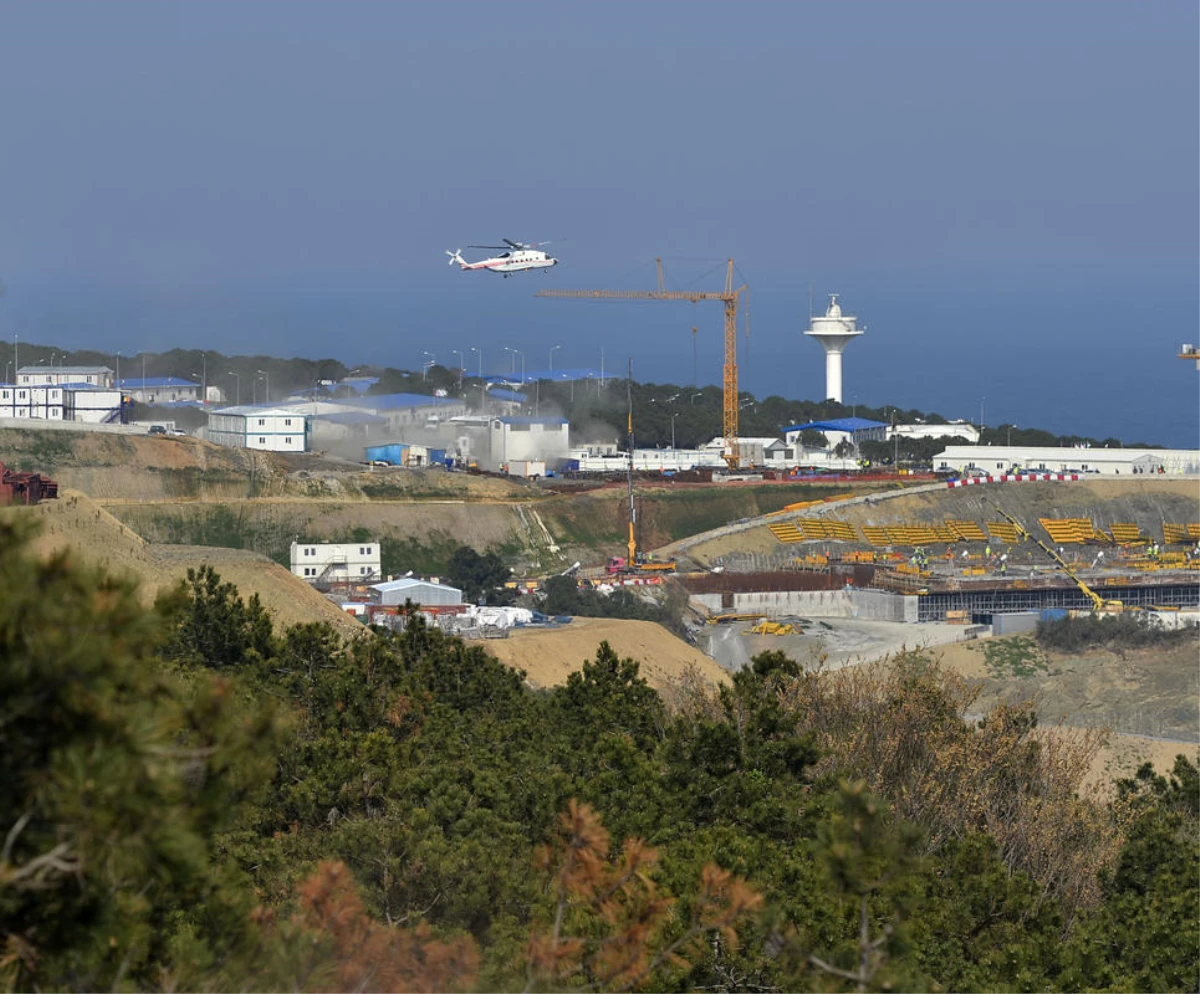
[
  {"x1": 285, "y1": 437, "x2": 292, "y2": 444},
  {"x1": 258, "y1": 437, "x2": 266, "y2": 444},
  {"x1": 258, "y1": 419, "x2": 265, "y2": 426},
  {"x1": 284, "y1": 418, "x2": 292, "y2": 426}
]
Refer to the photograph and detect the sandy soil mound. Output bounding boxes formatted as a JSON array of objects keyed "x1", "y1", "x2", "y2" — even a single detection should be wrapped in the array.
[
  {"x1": 931, "y1": 633, "x2": 1199, "y2": 791},
  {"x1": 3, "y1": 490, "x2": 363, "y2": 638},
  {"x1": 481, "y1": 617, "x2": 730, "y2": 692}
]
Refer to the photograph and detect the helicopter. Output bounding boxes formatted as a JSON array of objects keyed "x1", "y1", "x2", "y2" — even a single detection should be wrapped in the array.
[{"x1": 445, "y1": 238, "x2": 559, "y2": 276}]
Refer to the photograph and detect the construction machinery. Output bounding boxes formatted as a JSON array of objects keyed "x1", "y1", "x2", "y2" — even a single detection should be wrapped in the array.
[
  {"x1": 537, "y1": 258, "x2": 748, "y2": 469},
  {"x1": 743, "y1": 619, "x2": 797, "y2": 636},
  {"x1": 981, "y1": 496, "x2": 1124, "y2": 613},
  {"x1": 606, "y1": 361, "x2": 677, "y2": 576}
]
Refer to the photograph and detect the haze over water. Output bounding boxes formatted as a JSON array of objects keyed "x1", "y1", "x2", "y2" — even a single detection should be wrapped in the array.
[{"x1": 1, "y1": 3, "x2": 1196, "y2": 448}]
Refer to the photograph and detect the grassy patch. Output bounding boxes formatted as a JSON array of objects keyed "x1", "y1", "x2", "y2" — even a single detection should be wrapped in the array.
[
  {"x1": 130, "y1": 505, "x2": 297, "y2": 563},
  {"x1": 11, "y1": 432, "x2": 77, "y2": 471},
  {"x1": 973, "y1": 635, "x2": 1051, "y2": 678}
]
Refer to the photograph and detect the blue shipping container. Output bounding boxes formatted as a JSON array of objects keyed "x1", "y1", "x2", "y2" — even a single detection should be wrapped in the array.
[
  {"x1": 1040, "y1": 608, "x2": 1068, "y2": 622},
  {"x1": 365, "y1": 443, "x2": 407, "y2": 465}
]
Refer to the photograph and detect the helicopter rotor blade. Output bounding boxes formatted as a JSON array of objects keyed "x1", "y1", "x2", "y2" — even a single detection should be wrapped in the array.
[{"x1": 468, "y1": 245, "x2": 508, "y2": 250}]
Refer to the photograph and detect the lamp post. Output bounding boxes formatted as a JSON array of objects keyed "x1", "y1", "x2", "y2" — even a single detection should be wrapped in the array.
[
  {"x1": 691, "y1": 392, "x2": 703, "y2": 405},
  {"x1": 504, "y1": 346, "x2": 517, "y2": 375},
  {"x1": 257, "y1": 369, "x2": 269, "y2": 404},
  {"x1": 549, "y1": 343, "x2": 561, "y2": 375},
  {"x1": 671, "y1": 411, "x2": 680, "y2": 450},
  {"x1": 421, "y1": 351, "x2": 435, "y2": 382},
  {"x1": 470, "y1": 347, "x2": 484, "y2": 411},
  {"x1": 1007, "y1": 423, "x2": 1016, "y2": 447},
  {"x1": 228, "y1": 371, "x2": 240, "y2": 406},
  {"x1": 451, "y1": 349, "x2": 464, "y2": 390},
  {"x1": 504, "y1": 347, "x2": 524, "y2": 382}
]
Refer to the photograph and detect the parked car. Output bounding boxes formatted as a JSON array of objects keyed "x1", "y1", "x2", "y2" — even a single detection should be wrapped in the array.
[{"x1": 147, "y1": 425, "x2": 167, "y2": 435}]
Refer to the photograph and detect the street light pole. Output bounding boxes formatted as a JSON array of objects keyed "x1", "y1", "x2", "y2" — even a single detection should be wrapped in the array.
[
  {"x1": 671, "y1": 412, "x2": 680, "y2": 449},
  {"x1": 451, "y1": 349, "x2": 464, "y2": 390},
  {"x1": 421, "y1": 351, "x2": 435, "y2": 382},
  {"x1": 549, "y1": 343, "x2": 561, "y2": 375},
  {"x1": 228, "y1": 371, "x2": 240, "y2": 406},
  {"x1": 471, "y1": 347, "x2": 484, "y2": 411},
  {"x1": 257, "y1": 369, "x2": 269, "y2": 404}
]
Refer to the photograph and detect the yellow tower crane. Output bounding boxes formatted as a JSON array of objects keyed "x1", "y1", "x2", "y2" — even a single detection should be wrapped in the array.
[{"x1": 536, "y1": 259, "x2": 748, "y2": 469}]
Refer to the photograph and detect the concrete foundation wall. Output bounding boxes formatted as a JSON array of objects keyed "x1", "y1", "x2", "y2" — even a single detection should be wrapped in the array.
[
  {"x1": 992, "y1": 611, "x2": 1039, "y2": 635},
  {"x1": 688, "y1": 593, "x2": 724, "y2": 613},
  {"x1": 730, "y1": 588, "x2": 915, "y2": 622}
]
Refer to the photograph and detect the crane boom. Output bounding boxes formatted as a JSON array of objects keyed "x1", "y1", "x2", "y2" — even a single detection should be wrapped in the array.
[
  {"x1": 537, "y1": 259, "x2": 747, "y2": 469},
  {"x1": 981, "y1": 496, "x2": 1123, "y2": 613}
]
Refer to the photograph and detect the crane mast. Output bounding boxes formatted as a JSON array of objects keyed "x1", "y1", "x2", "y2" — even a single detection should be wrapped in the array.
[{"x1": 536, "y1": 259, "x2": 748, "y2": 469}]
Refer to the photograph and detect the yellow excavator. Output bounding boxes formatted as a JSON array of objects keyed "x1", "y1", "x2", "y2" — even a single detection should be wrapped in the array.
[{"x1": 981, "y1": 496, "x2": 1124, "y2": 613}]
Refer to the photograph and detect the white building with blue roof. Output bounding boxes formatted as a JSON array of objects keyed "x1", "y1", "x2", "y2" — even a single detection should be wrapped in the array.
[
  {"x1": 206, "y1": 406, "x2": 310, "y2": 451},
  {"x1": 117, "y1": 376, "x2": 201, "y2": 405},
  {"x1": 5, "y1": 366, "x2": 123, "y2": 423},
  {"x1": 783, "y1": 417, "x2": 889, "y2": 451},
  {"x1": 342, "y1": 392, "x2": 468, "y2": 431}
]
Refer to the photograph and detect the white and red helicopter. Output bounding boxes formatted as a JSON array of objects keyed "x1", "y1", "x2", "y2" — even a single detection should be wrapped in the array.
[{"x1": 445, "y1": 238, "x2": 559, "y2": 276}]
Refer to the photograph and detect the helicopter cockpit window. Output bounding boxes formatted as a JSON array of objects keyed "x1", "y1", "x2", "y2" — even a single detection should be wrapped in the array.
[{"x1": 499, "y1": 252, "x2": 510, "y2": 259}]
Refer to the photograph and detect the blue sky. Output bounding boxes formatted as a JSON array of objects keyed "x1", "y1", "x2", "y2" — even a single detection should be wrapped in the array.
[{"x1": 1, "y1": 1, "x2": 1196, "y2": 444}]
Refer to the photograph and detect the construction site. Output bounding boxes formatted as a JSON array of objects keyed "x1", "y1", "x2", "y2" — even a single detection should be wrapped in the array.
[{"x1": 668, "y1": 477, "x2": 1200, "y2": 627}]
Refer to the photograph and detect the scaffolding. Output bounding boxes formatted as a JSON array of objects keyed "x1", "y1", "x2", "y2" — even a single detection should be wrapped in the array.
[{"x1": 914, "y1": 582, "x2": 1199, "y2": 622}]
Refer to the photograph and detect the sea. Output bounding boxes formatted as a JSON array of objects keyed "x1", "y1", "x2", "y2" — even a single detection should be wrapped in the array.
[{"x1": 6, "y1": 265, "x2": 1198, "y2": 450}]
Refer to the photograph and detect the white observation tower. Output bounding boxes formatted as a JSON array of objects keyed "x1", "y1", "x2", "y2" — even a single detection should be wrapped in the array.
[{"x1": 804, "y1": 293, "x2": 865, "y2": 404}]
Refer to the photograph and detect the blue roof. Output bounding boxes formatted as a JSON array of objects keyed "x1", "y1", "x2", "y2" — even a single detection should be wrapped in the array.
[
  {"x1": 783, "y1": 417, "x2": 888, "y2": 433},
  {"x1": 494, "y1": 416, "x2": 568, "y2": 426},
  {"x1": 319, "y1": 411, "x2": 388, "y2": 426},
  {"x1": 117, "y1": 377, "x2": 199, "y2": 389},
  {"x1": 488, "y1": 388, "x2": 528, "y2": 403},
  {"x1": 344, "y1": 393, "x2": 460, "y2": 411}
]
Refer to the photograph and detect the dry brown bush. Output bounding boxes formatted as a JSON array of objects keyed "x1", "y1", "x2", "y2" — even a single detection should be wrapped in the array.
[{"x1": 780, "y1": 651, "x2": 1119, "y2": 915}]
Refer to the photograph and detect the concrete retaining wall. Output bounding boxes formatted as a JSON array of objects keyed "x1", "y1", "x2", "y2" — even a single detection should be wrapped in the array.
[
  {"x1": 688, "y1": 593, "x2": 724, "y2": 613},
  {"x1": 728, "y1": 587, "x2": 915, "y2": 622}
]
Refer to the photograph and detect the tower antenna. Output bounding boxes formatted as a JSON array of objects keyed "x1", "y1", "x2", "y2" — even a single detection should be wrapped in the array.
[
  {"x1": 626, "y1": 359, "x2": 636, "y2": 563},
  {"x1": 804, "y1": 292, "x2": 865, "y2": 404}
]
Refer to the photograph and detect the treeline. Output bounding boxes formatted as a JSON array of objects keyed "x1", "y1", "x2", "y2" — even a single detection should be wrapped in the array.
[
  {"x1": 1, "y1": 518, "x2": 1196, "y2": 992},
  {"x1": 1, "y1": 337, "x2": 1159, "y2": 449}
]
